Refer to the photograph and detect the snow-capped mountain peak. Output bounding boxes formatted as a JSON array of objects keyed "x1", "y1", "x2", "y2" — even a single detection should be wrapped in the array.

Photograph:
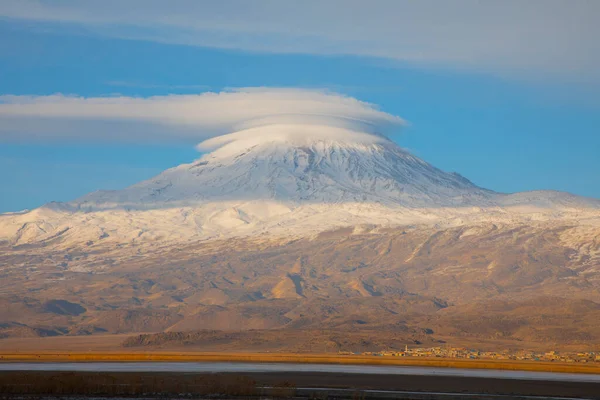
[
  {"x1": 1, "y1": 123, "x2": 598, "y2": 246},
  {"x1": 75, "y1": 124, "x2": 492, "y2": 209}
]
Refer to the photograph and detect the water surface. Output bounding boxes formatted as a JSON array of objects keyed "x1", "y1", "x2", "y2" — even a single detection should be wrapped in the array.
[{"x1": 1, "y1": 362, "x2": 599, "y2": 382}]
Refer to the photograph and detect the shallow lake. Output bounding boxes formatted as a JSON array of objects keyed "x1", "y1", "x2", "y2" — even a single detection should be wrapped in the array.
[{"x1": 1, "y1": 362, "x2": 600, "y2": 383}]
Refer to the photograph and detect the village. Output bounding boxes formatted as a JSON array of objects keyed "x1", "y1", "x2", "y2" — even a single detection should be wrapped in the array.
[{"x1": 339, "y1": 346, "x2": 600, "y2": 363}]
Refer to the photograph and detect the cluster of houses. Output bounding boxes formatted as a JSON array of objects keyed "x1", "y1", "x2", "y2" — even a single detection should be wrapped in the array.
[{"x1": 340, "y1": 346, "x2": 600, "y2": 363}]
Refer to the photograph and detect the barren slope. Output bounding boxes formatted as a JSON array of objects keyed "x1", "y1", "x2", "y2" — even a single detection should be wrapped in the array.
[{"x1": 1, "y1": 125, "x2": 599, "y2": 350}]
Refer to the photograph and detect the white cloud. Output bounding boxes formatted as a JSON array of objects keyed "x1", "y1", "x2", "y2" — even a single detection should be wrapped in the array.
[
  {"x1": 0, "y1": 88, "x2": 403, "y2": 144},
  {"x1": 1, "y1": 0, "x2": 599, "y2": 81}
]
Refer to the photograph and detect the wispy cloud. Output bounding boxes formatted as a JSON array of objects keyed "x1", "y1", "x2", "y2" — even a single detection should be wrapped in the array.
[
  {"x1": 1, "y1": 0, "x2": 598, "y2": 81},
  {"x1": 0, "y1": 88, "x2": 403, "y2": 144}
]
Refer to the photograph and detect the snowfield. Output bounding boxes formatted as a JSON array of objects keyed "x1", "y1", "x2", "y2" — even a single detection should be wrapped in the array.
[{"x1": 1, "y1": 124, "x2": 599, "y2": 246}]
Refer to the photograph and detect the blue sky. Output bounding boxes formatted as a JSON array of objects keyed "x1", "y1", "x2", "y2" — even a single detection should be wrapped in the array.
[{"x1": 1, "y1": 1, "x2": 599, "y2": 212}]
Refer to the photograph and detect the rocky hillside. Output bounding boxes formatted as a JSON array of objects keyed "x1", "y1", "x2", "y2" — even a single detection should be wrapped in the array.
[{"x1": 0, "y1": 124, "x2": 598, "y2": 350}]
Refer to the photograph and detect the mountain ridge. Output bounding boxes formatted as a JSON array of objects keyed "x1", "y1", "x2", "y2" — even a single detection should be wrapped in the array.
[
  {"x1": 0, "y1": 125, "x2": 599, "y2": 247},
  {"x1": 1, "y1": 126, "x2": 599, "y2": 348}
]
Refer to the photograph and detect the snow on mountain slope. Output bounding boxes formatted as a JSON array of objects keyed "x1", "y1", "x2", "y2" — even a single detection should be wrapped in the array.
[
  {"x1": 74, "y1": 124, "x2": 494, "y2": 209},
  {"x1": 1, "y1": 124, "x2": 598, "y2": 246}
]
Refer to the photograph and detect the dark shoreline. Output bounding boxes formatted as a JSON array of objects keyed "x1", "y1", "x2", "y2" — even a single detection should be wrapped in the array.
[
  {"x1": 1, "y1": 371, "x2": 599, "y2": 399},
  {"x1": 253, "y1": 371, "x2": 600, "y2": 398}
]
